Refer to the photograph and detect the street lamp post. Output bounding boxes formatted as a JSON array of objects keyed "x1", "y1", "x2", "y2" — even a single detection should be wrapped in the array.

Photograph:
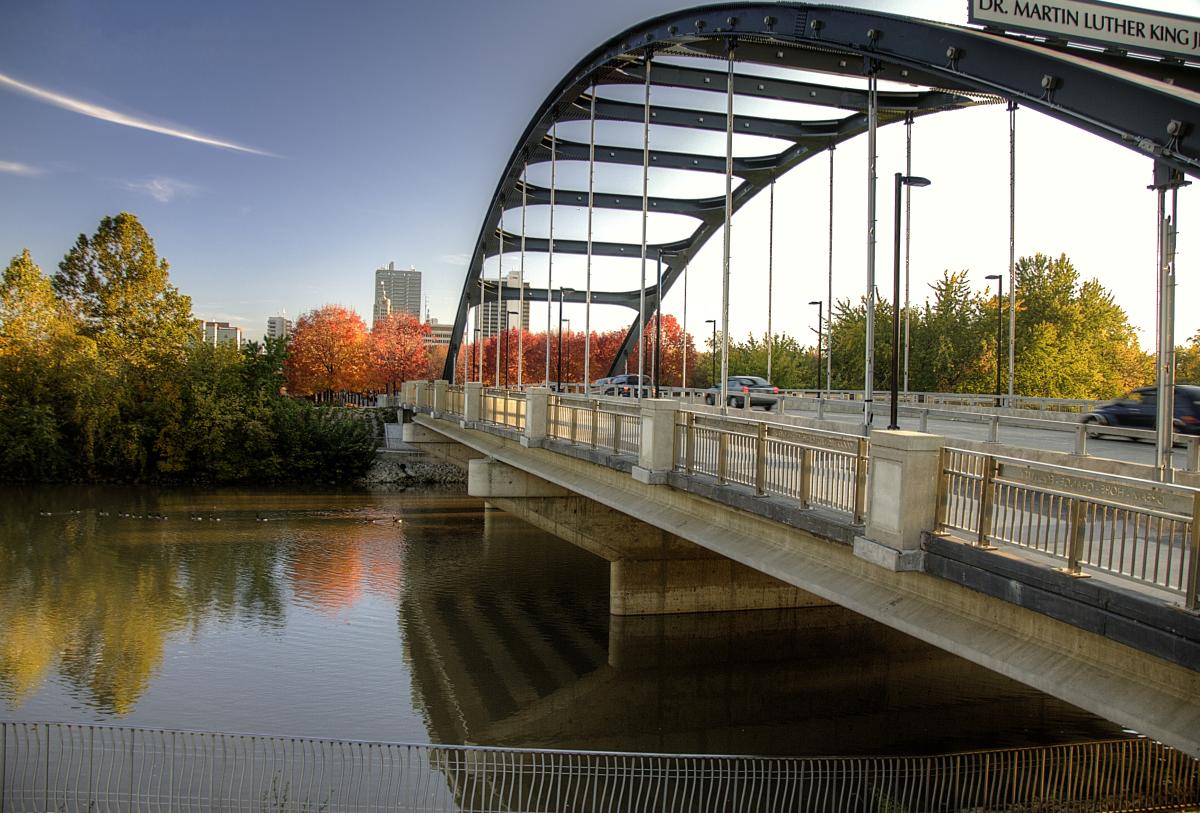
[
  {"x1": 557, "y1": 288, "x2": 574, "y2": 392},
  {"x1": 890, "y1": 173, "x2": 931, "y2": 430},
  {"x1": 563, "y1": 319, "x2": 572, "y2": 389},
  {"x1": 986, "y1": 274, "x2": 1004, "y2": 406},
  {"x1": 809, "y1": 301, "x2": 823, "y2": 393},
  {"x1": 705, "y1": 319, "x2": 717, "y2": 386}
]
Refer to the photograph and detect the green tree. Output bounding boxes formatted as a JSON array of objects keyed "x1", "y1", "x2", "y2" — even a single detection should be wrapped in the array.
[
  {"x1": 54, "y1": 213, "x2": 194, "y2": 369},
  {"x1": 0, "y1": 250, "x2": 100, "y2": 479}
]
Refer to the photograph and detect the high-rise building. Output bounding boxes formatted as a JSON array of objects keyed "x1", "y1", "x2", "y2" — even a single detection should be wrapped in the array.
[
  {"x1": 425, "y1": 318, "x2": 453, "y2": 347},
  {"x1": 373, "y1": 262, "x2": 421, "y2": 327},
  {"x1": 265, "y1": 315, "x2": 293, "y2": 341},
  {"x1": 200, "y1": 320, "x2": 243, "y2": 347},
  {"x1": 480, "y1": 270, "x2": 530, "y2": 336}
]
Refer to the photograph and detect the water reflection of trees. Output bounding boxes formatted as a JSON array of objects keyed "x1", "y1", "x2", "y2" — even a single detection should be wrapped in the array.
[{"x1": 0, "y1": 493, "x2": 286, "y2": 714}]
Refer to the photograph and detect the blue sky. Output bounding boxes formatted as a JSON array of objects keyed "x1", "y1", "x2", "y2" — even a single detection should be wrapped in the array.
[{"x1": 1, "y1": 0, "x2": 1193, "y2": 349}]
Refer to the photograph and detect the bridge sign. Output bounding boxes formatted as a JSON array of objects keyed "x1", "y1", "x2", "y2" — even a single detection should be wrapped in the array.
[{"x1": 969, "y1": 0, "x2": 1200, "y2": 61}]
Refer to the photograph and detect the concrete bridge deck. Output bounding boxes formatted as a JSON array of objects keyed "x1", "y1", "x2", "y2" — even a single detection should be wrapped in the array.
[{"x1": 395, "y1": 380, "x2": 1200, "y2": 758}]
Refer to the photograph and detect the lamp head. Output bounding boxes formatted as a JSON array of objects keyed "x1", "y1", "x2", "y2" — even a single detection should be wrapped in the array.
[
  {"x1": 901, "y1": 175, "x2": 932, "y2": 188},
  {"x1": 985, "y1": 274, "x2": 1002, "y2": 281},
  {"x1": 808, "y1": 300, "x2": 822, "y2": 306}
]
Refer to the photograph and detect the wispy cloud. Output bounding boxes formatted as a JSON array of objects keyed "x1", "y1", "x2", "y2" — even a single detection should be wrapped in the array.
[
  {"x1": 0, "y1": 160, "x2": 43, "y2": 176},
  {"x1": 439, "y1": 253, "x2": 471, "y2": 268},
  {"x1": 125, "y1": 176, "x2": 197, "y2": 203},
  {"x1": 0, "y1": 70, "x2": 277, "y2": 157}
]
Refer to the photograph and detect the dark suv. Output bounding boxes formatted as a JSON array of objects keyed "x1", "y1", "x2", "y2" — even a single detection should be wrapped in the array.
[
  {"x1": 704, "y1": 376, "x2": 780, "y2": 410},
  {"x1": 1082, "y1": 384, "x2": 1200, "y2": 435},
  {"x1": 595, "y1": 374, "x2": 650, "y2": 397}
]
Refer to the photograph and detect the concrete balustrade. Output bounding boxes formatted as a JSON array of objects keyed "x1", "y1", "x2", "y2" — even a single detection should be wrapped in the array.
[
  {"x1": 412, "y1": 380, "x2": 429, "y2": 410},
  {"x1": 854, "y1": 429, "x2": 945, "y2": 572},
  {"x1": 463, "y1": 382, "x2": 483, "y2": 422},
  {"x1": 521, "y1": 387, "x2": 550, "y2": 447},
  {"x1": 633, "y1": 398, "x2": 679, "y2": 485},
  {"x1": 432, "y1": 380, "x2": 449, "y2": 416}
]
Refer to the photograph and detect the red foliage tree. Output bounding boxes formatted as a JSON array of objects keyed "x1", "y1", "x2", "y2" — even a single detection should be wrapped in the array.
[
  {"x1": 369, "y1": 311, "x2": 431, "y2": 390},
  {"x1": 285, "y1": 305, "x2": 369, "y2": 395},
  {"x1": 455, "y1": 316, "x2": 693, "y2": 388}
]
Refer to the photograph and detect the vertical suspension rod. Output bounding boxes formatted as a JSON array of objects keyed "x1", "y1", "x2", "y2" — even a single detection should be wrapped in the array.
[
  {"x1": 827, "y1": 143, "x2": 835, "y2": 397},
  {"x1": 638, "y1": 52, "x2": 652, "y2": 400},
  {"x1": 720, "y1": 41, "x2": 735, "y2": 412},
  {"x1": 863, "y1": 67, "x2": 879, "y2": 430},
  {"x1": 545, "y1": 125, "x2": 557, "y2": 385},
  {"x1": 496, "y1": 208, "x2": 504, "y2": 387},
  {"x1": 767, "y1": 179, "x2": 775, "y2": 382},
  {"x1": 519, "y1": 162, "x2": 527, "y2": 387},
  {"x1": 903, "y1": 113, "x2": 913, "y2": 395},
  {"x1": 584, "y1": 83, "x2": 596, "y2": 393},
  {"x1": 1008, "y1": 101, "x2": 1018, "y2": 401}
]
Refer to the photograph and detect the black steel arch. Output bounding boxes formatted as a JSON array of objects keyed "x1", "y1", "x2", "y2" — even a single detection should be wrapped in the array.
[{"x1": 444, "y1": 2, "x2": 1200, "y2": 381}]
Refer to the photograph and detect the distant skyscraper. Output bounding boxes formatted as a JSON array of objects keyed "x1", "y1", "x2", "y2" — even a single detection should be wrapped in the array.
[
  {"x1": 373, "y1": 262, "x2": 421, "y2": 327},
  {"x1": 480, "y1": 270, "x2": 530, "y2": 336},
  {"x1": 266, "y1": 315, "x2": 292, "y2": 340},
  {"x1": 200, "y1": 320, "x2": 243, "y2": 347},
  {"x1": 424, "y1": 318, "x2": 453, "y2": 347}
]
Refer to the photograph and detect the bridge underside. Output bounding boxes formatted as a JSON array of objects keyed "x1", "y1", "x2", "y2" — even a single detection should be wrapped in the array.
[
  {"x1": 406, "y1": 413, "x2": 1200, "y2": 757},
  {"x1": 446, "y1": 2, "x2": 1200, "y2": 381}
]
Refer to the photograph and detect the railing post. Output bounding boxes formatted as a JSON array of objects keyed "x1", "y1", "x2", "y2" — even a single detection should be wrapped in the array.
[
  {"x1": 717, "y1": 432, "x2": 730, "y2": 484},
  {"x1": 988, "y1": 414, "x2": 1000, "y2": 443},
  {"x1": 853, "y1": 437, "x2": 868, "y2": 525},
  {"x1": 799, "y1": 448, "x2": 812, "y2": 509},
  {"x1": 634, "y1": 398, "x2": 679, "y2": 483},
  {"x1": 1187, "y1": 492, "x2": 1200, "y2": 611},
  {"x1": 919, "y1": 409, "x2": 929, "y2": 433},
  {"x1": 590, "y1": 400, "x2": 599, "y2": 448},
  {"x1": 569, "y1": 404, "x2": 578, "y2": 443},
  {"x1": 754, "y1": 422, "x2": 767, "y2": 496},
  {"x1": 685, "y1": 412, "x2": 696, "y2": 475},
  {"x1": 521, "y1": 387, "x2": 549, "y2": 446},
  {"x1": 934, "y1": 447, "x2": 949, "y2": 532},
  {"x1": 976, "y1": 455, "x2": 997, "y2": 548},
  {"x1": 816, "y1": 398, "x2": 825, "y2": 420},
  {"x1": 1075, "y1": 423, "x2": 1088, "y2": 456},
  {"x1": 1065, "y1": 498, "x2": 1087, "y2": 575},
  {"x1": 1188, "y1": 437, "x2": 1200, "y2": 473},
  {"x1": 432, "y1": 380, "x2": 449, "y2": 416},
  {"x1": 463, "y1": 382, "x2": 483, "y2": 422},
  {"x1": 612, "y1": 414, "x2": 622, "y2": 453}
]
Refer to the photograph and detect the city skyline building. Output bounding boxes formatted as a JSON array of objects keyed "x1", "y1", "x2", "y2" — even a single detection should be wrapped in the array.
[
  {"x1": 479, "y1": 270, "x2": 530, "y2": 337},
  {"x1": 265, "y1": 315, "x2": 293, "y2": 341},
  {"x1": 373, "y1": 261, "x2": 421, "y2": 328},
  {"x1": 425, "y1": 318, "x2": 453, "y2": 347},
  {"x1": 200, "y1": 320, "x2": 243, "y2": 347}
]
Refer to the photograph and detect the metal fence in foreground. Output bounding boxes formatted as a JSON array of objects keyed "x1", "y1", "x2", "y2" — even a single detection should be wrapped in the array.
[{"x1": 2, "y1": 723, "x2": 1197, "y2": 812}]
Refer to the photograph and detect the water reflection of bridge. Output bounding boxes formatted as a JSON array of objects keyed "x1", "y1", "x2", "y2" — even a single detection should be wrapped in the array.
[{"x1": 401, "y1": 511, "x2": 1123, "y2": 757}]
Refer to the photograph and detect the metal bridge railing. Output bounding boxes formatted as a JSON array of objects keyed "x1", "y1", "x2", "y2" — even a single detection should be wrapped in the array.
[
  {"x1": 548, "y1": 396, "x2": 641, "y2": 456},
  {"x1": 481, "y1": 388, "x2": 525, "y2": 431},
  {"x1": 937, "y1": 448, "x2": 1200, "y2": 608},
  {"x1": 674, "y1": 413, "x2": 869, "y2": 523},
  {"x1": 3, "y1": 722, "x2": 1198, "y2": 813},
  {"x1": 447, "y1": 384, "x2": 464, "y2": 417}
]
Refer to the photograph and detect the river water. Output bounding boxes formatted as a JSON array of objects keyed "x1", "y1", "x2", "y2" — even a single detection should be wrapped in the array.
[{"x1": 0, "y1": 485, "x2": 1127, "y2": 756}]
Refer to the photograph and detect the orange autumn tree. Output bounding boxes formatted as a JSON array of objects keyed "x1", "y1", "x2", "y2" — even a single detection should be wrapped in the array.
[
  {"x1": 369, "y1": 311, "x2": 431, "y2": 390},
  {"x1": 285, "y1": 305, "x2": 369, "y2": 395}
]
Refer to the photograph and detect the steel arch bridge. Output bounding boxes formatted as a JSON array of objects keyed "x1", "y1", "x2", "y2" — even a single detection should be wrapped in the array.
[{"x1": 444, "y1": 2, "x2": 1200, "y2": 383}]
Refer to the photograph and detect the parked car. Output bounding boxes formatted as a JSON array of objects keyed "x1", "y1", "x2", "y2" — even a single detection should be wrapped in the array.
[
  {"x1": 593, "y1": 374, "x2": 650, "y2": 397},
  {"x1": 704, "y1": 376, "x2": 780, "y2": 410},
  {"x1": 1081, "y1": 384, "x2": 1200, "y2": 436}
]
